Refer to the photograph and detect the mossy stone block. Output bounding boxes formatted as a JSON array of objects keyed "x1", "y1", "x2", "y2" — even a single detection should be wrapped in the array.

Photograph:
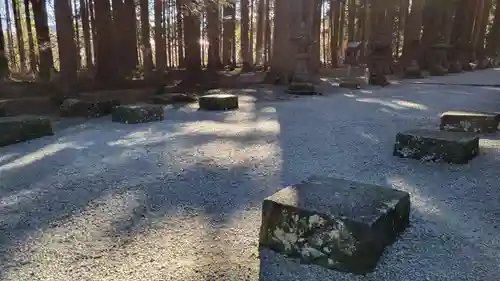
[
  {"x1": 111, "y1": 104, "x2": 164, "y2": 124},
  {"x1": 440, "y1": 111, "x2": 500, "y2": 133},
  {"x1": 60, "y1": 98, "x2": 119, "y2": 118},
  {"x1": 0, "y1": 116, "x2": 54, "y2": 147},
  {"x1": 259, "y1": 176, "x2": 410, "y2": 274},
  {"x1": 152, "y1": 93, "x2": 198, "y2": 105},
  {"x1": 393, "y1": 129, "x2": 479, "y2": 164},
  {"x1": 199, "y1": 92, "x2": 239, "y2": 111}
]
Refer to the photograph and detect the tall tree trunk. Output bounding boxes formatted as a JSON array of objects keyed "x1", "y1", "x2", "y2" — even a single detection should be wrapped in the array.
[
  {"x1": 166, "y1": 0, "x2": 172, "y2": 67},
  {"x1": 24, "y1": 0, "x2": 37, "y2": 73},
  {"x1": 12, "y1": 0, "x2": 26, "y2": 72},
  {"x1": 347, "y1": 0, "x2": 356, "y2": 41},
  {"x1": 255, "y1": 0, "x2": 265, "y2": 65},
  {"x1": 401, "y1": 0, "x2": 424, "y2": 66},
  {"x1": 0, "y1": 15, "x2": 9, "y2": 78},
  {"x1": 175, "y1": 0, "x2": 184, "y2": 67},
  {"x1": 123, "y1": 0, "x2": 139, "y2": 73},
  {"x1": 475, "y1": 0, "x2": 492, "y2": 59},
  {"x1": 54, "y1": 0, "x2": 78, "y2": 90},
  {"x1": 222, "y1": 1, "x2": 233, "y2": 66},
  {"x1": 183, "y1": 0, "x2": 202, "y2": 75},
  {"x1": 487, "y1": 0, "x2": 500, "y2": 56},
  {"x1": 80, "y1": 0, "x2": 93, "y2": 69},
  {"x1": 88, "y1": 0, "x2": 98, "y2": 65},
  {"x1": 241, "y1": 0, "x2": 252, "y2": 70},
  {"x1": 30, "y1": 0, "x2": 54, "y2": 81},
  {"x1": 206, "y1": 0, "x2": 221, "y2": 69},
  {"x1": 330, "y1": 0, "x2": 340, "y2": 67},
  {"x1": 5, "y1": 0, "x2": 16, "y2": 71},
  {"x1": 73, "y1": 0, "x2": 81, "y2": 69},
  {"x1": 155, "y1": 0, "x2": 166, "y2": 70},
  {"x1": 269, "y1": 0, "x2": 292, "y2": 83},
  {"x1": 263, "y1": 0, "x2": 271, "y2": 66},
  {"x1": 112, "y1": 0, "x2": 125, "y2": 76},
  {"x1": 139, "y1": 0, "x2": 154, "y2": 77},
  {"x1": 93, "y1": 0, "x2": 118, "y2": 83}
]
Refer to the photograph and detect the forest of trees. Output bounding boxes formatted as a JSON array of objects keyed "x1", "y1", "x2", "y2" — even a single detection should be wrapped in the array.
[{"x1": 0, "y1": 0, "x2": 500, "y2": 91}]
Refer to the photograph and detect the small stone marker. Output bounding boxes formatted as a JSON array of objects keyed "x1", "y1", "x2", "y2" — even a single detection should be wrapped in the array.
[
  {"x1": 198, "y1": 92, "x2": 239, "y2": 111},
  {"x1": 259, "y1": 175, "x2": 410, "y2": 274},
  {"x1": 0, "y1": 116, "x2": 53, "y2": 147},
  {"x1": 60, "y1": 98, "x2": 119, "y2": 118},
  {"x1": 440, "y1": 111, "x2": 500, "y2": 133},
  {"x1": 393, "y1": 129, "x2": 479, "y2": 164},
  {"x1": 111, "y1": 104, "x2": 164, "y2": 124}
]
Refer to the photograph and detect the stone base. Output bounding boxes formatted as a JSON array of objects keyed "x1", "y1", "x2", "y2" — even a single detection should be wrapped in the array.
[
  {"x1": 0, "y1": 116, "x2": 53, "y2": 147},
  {"x1": 429, "y1": 67, "x2": 446, "y2": 76},
  {"x1": 402, "y1": 66, "x2": 424, "y2": 79},
  {"x1": 440, "y1": 111, "x2": 500, "y2": 133},
  {"x1": 393, "y1": 129, "x2": 479, "y2": 164},
  {"x1": 111, "y1": 104, "x2": 164, "y2": 124},
  {"x1": 259, "y1": 175, "x2": 410, "y2": 274},
  {"x1": 60, "y1": 98, "x2": 119, "y2": 118},
  {"x1": 287, "y1": 82, "x2": 318, "y2": 95},
  {"x1": 152, "y1": 93, "x2": 198, "y2": 105},
  {"x1": 447, "y1": 62, "x2": 463, "y2": 73},
  {"x1": 338, "y1": 79, "x2": 364, "y2": 89},
  {"x1": 368, "y1": 73, "x2": 390, "y2": 86},
  {"x1": 198, "y1": 92, "x2": 239, "y2": 111}
]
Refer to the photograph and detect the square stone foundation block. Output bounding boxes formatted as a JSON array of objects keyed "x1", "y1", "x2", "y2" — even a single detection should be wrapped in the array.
[
  {"x1": 440, "y1": 111, "x2": 500, "y2": 133},
  {"x1": 0, "y1": 116, "x2": 53, "y2": 147},
  {"x1": 60, "y1": 98, "x2": 119, "y2": 118},
  {"x1": 338, "y1": 79, "x2": 364, "y2": 89},
  {"x1": 287, "y1": 82, "x2": 318, "y2": 95},
  {"x1": 198, "y1": 93, "x2": 239, "y2": 111},
  {"x1": 112, "y1": 104, "x2": 164, "y2": 124},
  {"x1": 259, "y1": 176, "x2": 410, "y2": 274},
  {"x1": 393, "y1": 129, "x2": 479, "y2": 164}
]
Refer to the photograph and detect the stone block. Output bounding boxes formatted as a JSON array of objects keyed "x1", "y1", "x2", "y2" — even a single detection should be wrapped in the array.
[
  {"x1": 338, "y1": 79, "x2": 363, "y2": 89},
  {"x1": 402, "y1": 66, "x2": 424, "y2": 79},
  {"x1": 259, "y1": 176, "x2": 410, "y2": 274},
  {"x1": 393, "y1": 129, "x2": 479, "y2": 164},
  {"x1": 447, "y1": 61, "x2": 463, "y2": 73},
  {"x1": 0, "y1": 116, "x2": 53, "y2": 147},
  {"x1": 60, "y1": 98, "x2": 119, "y2": 118},
  {"x1": 287, "y1": 82, "x2": 319, "y2": 95},
  {"x1": 440, "y1": 111, "x2": 500, "y2": 133},
  {"x1": 152, "y1": 93, "x2": 198, "y2": 105},
  {"x1": 111, "y1": 104, "x2": 164, "y2": 124},
  {"x1": 198, "y1": 92, "x2": 239, "y2": 111}
]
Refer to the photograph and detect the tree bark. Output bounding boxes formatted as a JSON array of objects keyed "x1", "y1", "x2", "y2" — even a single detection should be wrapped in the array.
[
  {"x1": 155, "y1": 0, "x2": 167, "y2": 70},
  {"x1": 123, "y1": 0, "x2": 139, "y2": 73},
  {"x1": 24, "y1": 0, "x2": 37, "y2": 73},
  {"x1": 255, "y1": 0, "x2": 265, "y2": 65},
  {"x1": 487, "y1": 0, "x2": 500, "y2": 56},
  {"x1": 206, "y1": 0, "x2": 222, "y2": 69},
  {"x1": 5, "y1": 0, "x2": 16, "y2": 70},
  {"x1": 54, "y1": 0, "x2": 78, "y2": 89},
  {"x1": 330, "y1": 0, "x2": 340, "y2": 67},
  {"x1": 401, "y1": 0, "x2": 424, "y2": 65},
  {"x1": 93, "y1": 0, "x2": 118, "y2": 83},
  {"x1": 263, "y1": 0, "x2": 271, "y2": 66},
  {"x1": 30, "y1": 0, "x2": 54, "y2": 81},
  {"x1": 139, "y1": 0, "x2": 154, "y2": 77},
  {"x1": 0, "y1": 14, "x2": 9, "y2": 78},
  {"x1": 269, "y1": 0, "x2": 292, "y2": 83},
  {"x1": 347, "y1": 0, "x2": 356, "y2": 41},
  {"x1": 12, "y1": 0, "x2": 26, "y2": 72},
  {"x1": 80, "y1": 0, "x2": 92, "y2": 69},
  {"x1": 183, "y1": 0, "x2": 202, "y2": 74},
  {"x1": 241, "y1": 0, "x2": 252, "y2": 71}
]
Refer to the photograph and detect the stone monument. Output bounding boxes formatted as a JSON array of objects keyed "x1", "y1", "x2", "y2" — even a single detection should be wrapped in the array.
[
  {"x1": 287, "y1": 22, "x2": 318, "y2": 95},
  {"x1": 368, "y1": 41, "x2": 390, "y2": 86},
  {"x1": 339, "y1": 41, "x2": 365, "y2": 89}
]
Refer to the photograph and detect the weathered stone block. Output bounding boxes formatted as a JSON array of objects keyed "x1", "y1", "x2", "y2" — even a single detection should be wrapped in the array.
[
  {"x1": 152, "y1": 93, "x2": 198, "y2": 105},
  {"x1": 111, "y1": 104, "x2": 164, "y2": 124},
  {"x1": 60, "y1": 98, "x2": 119, "y2": 118},
  {"x1": 287, "y1": 82, "x2": 319, "y2": 95},
  {"x1": 429, "y1": 66, "x2": 446, "y2": 76},
  {"x1": 447, "y1": 61, "x2": 463, "y2": 73},
  {"x1": 402, "y1": 66, "x2": 424, "y2": 79},
  {"x1": 393, "y1": 129, "x2": 479, "y2": 164},
  {"x1": 198, "y1": 92, "x2": 239, "y2": 111},
  {"x1": 0, "y1": 116, "x2": 53, "y2": 147},
  {"x1": 338, "y1": 79, "x2": 363, "y2": 89},
  {"x1": 440, "y1": 111, "x2": 500, "y2": 133},
  {"x1": 259, "y1": 176, "x2": 410, "y2": 274}
]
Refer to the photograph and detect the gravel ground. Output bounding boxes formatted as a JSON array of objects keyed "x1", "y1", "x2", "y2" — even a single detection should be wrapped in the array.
[{"x1": 1, "y1": 70, "x2": 500, "y2": 281}]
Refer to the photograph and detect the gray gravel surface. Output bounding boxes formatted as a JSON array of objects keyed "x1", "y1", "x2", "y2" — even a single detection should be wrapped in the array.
[{"x1": 1, "y1": 70, "x2": 500, "y2": 281}]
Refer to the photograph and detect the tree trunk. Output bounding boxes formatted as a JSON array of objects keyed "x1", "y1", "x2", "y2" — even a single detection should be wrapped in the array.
[
  {"x1": 30, "y1": 0, "x2": 54, "y2": 81},
  {"x1": 487, "y1": 0, "x2": 500, "y2": 56},
  {"x1": 206, "y1": 0, "x2": 222, "y2": 69},
  {"x1": 155, "y1": 0, "x2": 166, "y2": 70},
  {"x1": 175, "y1": 0, "x2": 184, "y2": 67},
  {"x1": 0, "y1": 15, "x2": 9, "y2": 78},
  {"x1": 73, "y1": 0, "x2": 81, "y2": 69},
  {"x1": 222, "y1": 1, "x2": 234, "y2": 66},
  {"x1": 475, "y1": 0, "x2": 492, "y2": 60},
  {"x1": 80, "y1": 0, "x2": 92, "y2": 69},
  {"x1": 183, "y1": 0, "x2": 202, "y2": 75},
  {"x1": 255, "y1": 0, "x2": 265, "y2": 66},
  {"x1": 347, "y1": 0, "x2": 356, "y2": 41},
  {"x1": 139, "y1": 0, "x2": 154, "y2": 77},
  {"x1": 123, "y1": 0, "x2": 139, "y2": 73},
  {"x1": 54, "y1": 0, "x2": 78, "y2": 90},
  {"x1": 241, "y1": 0, "x2": 252, "y2": 71},
  {"x1": 269, "y1": 0, "x2": 292, "y2": 83},
  {"x1": 330, "y1": 0, "x2": 340, "y2": 67},
  {"x1": 93, "y1": 0, "x2": 118, "y2": 83},
  {"x1": 263, "y1": 0, "x2": 271, "y2": 66},
  {"x1": 24, "y1": 0, "x2": 37, "y2": 73},
  {"x1": 401, "y1": 0, "x2": 424, "y2": 66},
  {"x1": 166, "y1": 0, "x2": 173, "y2": 67},
  {"x1": 5, "y1": 0, "x2": 16, "y2": 71},
  {"x1": 12, "y1": 0, "x2": 26, "y2": 72}
]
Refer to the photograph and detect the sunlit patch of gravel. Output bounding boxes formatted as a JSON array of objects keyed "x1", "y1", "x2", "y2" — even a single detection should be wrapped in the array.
[{"x1": 1, "y1": 70, "x2": 500, "y2": 281}]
